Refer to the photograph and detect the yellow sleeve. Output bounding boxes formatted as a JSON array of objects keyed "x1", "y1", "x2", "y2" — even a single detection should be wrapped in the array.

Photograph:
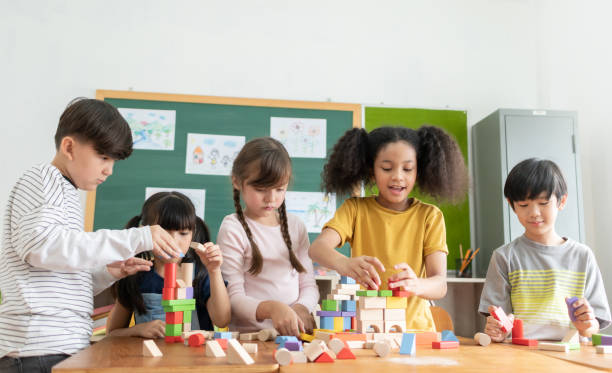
[
  {"x1": 322, "y1": 197, "x2": 358, "y2": 248},
  {"x1": 423, "y1": 206, "x2": 448, "y2": 257}
]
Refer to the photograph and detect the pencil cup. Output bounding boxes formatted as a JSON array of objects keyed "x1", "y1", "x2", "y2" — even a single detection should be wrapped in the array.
[{"x1": 456, "y1": 258, "x2": 472, "y2": 278}]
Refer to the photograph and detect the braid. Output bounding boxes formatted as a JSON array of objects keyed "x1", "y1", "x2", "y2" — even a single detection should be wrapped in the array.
[
  {"x1": 233, "y1": 188, "x2": 264, "y2": 275},
  {"x1": 278, "y1": 201, "x2": 306, "y2": 273}
]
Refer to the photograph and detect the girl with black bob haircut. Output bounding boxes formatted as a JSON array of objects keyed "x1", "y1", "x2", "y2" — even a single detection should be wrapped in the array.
[
  {"x1": 310, "y1": 126, "x2": 468, "y2": 332},
  {"x1": 107, "y1": 192, "x2": 230, "y2": 338}
]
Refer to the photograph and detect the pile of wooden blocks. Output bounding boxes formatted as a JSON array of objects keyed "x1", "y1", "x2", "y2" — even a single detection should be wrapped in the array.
[{"x1": 161, "y1": 262, "x2": 196, "y2": 343}]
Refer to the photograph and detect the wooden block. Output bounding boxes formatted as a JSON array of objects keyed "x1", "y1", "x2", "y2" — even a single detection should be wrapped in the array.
[
  {"x1": 333, "y1": 316, "x2": 344, "y2": 332},
  {"x1": 400, "y1": 333, "x2": 416, "y2": 355},
  {"x1": 374, "y1": 341, "x2": 391, "y2": 357},
  {"x1": 491, "y1": 307, "x2": 513, "y2": 333},
  {"x1": 538, "y1": 342, "x2": 569, "y2": 352},
  {"x1": 242, "y1": 343, "x2": 258, "y2": 354},
  {"x1": 512, "y1": 319, "x2": 524, "y2": 339},
  {"x1": 561, "y1": 329, "x2": 579, "y2": 344},
  {"x1": 328, "y1": 294, "x2": 351, "y2": 301},
  {"x1": 378, "y1": 290, "x2": 393, "y2": 297},
  {"x1": 433, "y1": 341, "x2": 459, "y2": 349},
  {"x1": 314, "y1": 331, "x2": 335, "y2": 342},
  {"x1": 231, "y1": 331, "x2": 240, "y2": 339},
  {"x1": 597, "y1": 345, "x2": 612, "y2": 354},
  {"x1": 364, "y1": 341, "x2": 376, "y2": 349},
  {"x1": 383, "y1": 308, "x2": 406, "y2": 321},
  {"x1": 176, "y1": 288, "x2": 188, "y2": 300},
  {"x1": 357, "y1": 320, "x2": 384, "y2": 334},
  {"x1": 565, "y1": 296, "x2": 579, "y2": 321},
  {"x1": 183, "y1": 323, "x2": 191, "y2": 332},
  {"x1": 512, "y1": 338, "x2": 538, "y2": 347},
  {"x1": 165, "y1": 311, "x2": 183, "y2": 324},
  {"x1": 258, "y1": 328, "x2": 279, "y2": 341},
  {"x1": 338, "y1": 283, "x2": 360, "y2": 291},
  {"x1": 384, "y1": 321, "x2": 406, "y2": 333},
  {"x1": 175, "y1": 279, "x2": 186, "y2": 288},
  {"x1": 163, "y1": 263, "x2": 177, "y2": 288},
  {"x1": 188, "y1": 333, "x2": 205, "y2": 347},
  {"x1": 189, "y1": 242, "x2": 207, "y2": 253},
  {"x1": 340, "y1": 275, "x2": 356, "y2": 284},
  {"x1": 322, "y1": 299, "x2": 337, "y2": 311},
  {"x1": 327, "y1": 338, "x2": 346, "y2": 354},
  {"x1": 214, "y1": 331, "x2": 233, "y2": 339},
  {"x1": 359, "y1": 296, "x2": 387, "y2": 309},
  {"x1": 275, "y1": 348, "x2": 293, "y2": 366},
  {"x1": 216, "y1": 338, "x2": 228, "y2": 350},
  {"x1": 334, "y1": 332, "x2": 367, "y2": 342},
  {"x1": 474, "y1": 332, "x2": 491, "y2": 346},
  {"x1": 314, "y1": 351, "x2": 334, "y2": 363},
  {"x1": 165, "y1": 323, "x2": 182, "y2": 336},
  {"x1": 336, "y1": 346, "x2": 356, "y2": 359},
  {"x1": 182, "y1": 330, "x2": 213, "y2": 340},
  {"x1": 205, "y1": 340, "x2": 226, "y2": 357},
  {"x1": 358, "y1": 308, "x2": 383, "y2": 321},
  {"x1": 162, "y1": 287, "x2": 175, "y2": 300},
  {"x1": 180, "y1": 262, "x2": 194, "y2": 286},
  {"x1": 386, "y1": 297, "x2": 408, "y2": 309},
  {"x1": 164, "y1": 336, "x2": 183, "y2": 343},
  {"x1": 392, "y1": 289, "x2": 413, "y2": 297},
  {"x1": 299, "y1": 333, "x2": 315, "y2": 342},
  {"x1": 441, "y1": 330, "x2": 459, "y2": 342},
  {"x1": 227, "y1": 339, "x2": 255, "y2": 365},
  {"x1": 334, "y1": 288, "x2": 357, "y2": 295},
  {"x1": 346, "y1": 340, "x2": 366, "y2": 349},
  {"x1": 415, "y1": 331, "x2": 441, "y2": 345},
  {"x1": 341, "y1": 300, "x2": 357, "y2": 312},
  {"x1": 290, "y1": 351, "x2": 308, "y2": 363},
  {"x1": 142, "y1": 340, "x2": 163, "y2": 357},
  {"x1": 356, "y1": 290, "x2": 379, "y2": 297},
  {"x1": 304, "y1": 341, "x2": 324, "y2": 361}
]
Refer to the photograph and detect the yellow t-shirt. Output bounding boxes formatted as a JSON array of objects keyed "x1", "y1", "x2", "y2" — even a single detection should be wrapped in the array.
[{"x1": 323, "y1": 196, "x2": 448, "y2": 331}]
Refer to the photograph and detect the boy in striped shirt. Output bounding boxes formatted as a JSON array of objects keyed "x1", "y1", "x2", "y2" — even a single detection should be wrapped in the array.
[
  {"x1": 0, "y1": 98, "x2": 183, "y2": 373},
  {"x1": 479, "y1": 158, "x2": 611, "y2": 341}
]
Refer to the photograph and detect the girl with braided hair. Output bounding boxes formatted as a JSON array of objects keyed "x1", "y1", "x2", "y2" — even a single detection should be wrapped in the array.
[
  {"x1": 218, "y1": 137, "x2": 318, "y2": 336},
  {"x1": 310, "y1": 126, "x2": 468, "y2": 331}
]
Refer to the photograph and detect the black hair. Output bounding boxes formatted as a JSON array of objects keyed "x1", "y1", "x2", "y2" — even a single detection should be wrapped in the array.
[
  {"x1": 111, "y1": 192, "x2": 209, "y2": 315},
  {"x1": 55, "y1": 97, "x2": 133, "y2": 160},
  {"x1": 231, "y1": 137, "x2": 306, "y2": 276},
  {"x1": 504, "y1": 158, "x2": 568, "y2": 209},
  {"x1": 322, "y1": 126, "x2": 468, "y2": 202}
]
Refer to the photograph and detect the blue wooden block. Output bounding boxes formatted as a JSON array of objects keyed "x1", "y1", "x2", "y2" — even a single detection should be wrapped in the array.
[
  {"x1": 400, "y1": 333, "x2": 416, "y2": 355},
  {"x1": 343, "y1": 317, "x2": 351, "y2": 331},
  {"x1": 341, "y1": 311, "x2": 356, "y2": 317},
  {"x1": 275, "y1": 335, "x2": 299, "y2": 345},
  {"x1": 320, "y1": 316, "x2": 335, "y2": 330},
  {"x1": 340, "y1": 276, "x2": 356, "y2": 284},
  {"x1": 341, "y1": 300, "x2": 356, "y2": 312},
  {"x1": 566, "y1": 296, "x2": 579, "y2": 321},
  {"x1": 214, "y1": 331, "x2": 233, "y2": 339},
  {"x1": 441, "y1": 330, "x2": 459, "y2": 342}
]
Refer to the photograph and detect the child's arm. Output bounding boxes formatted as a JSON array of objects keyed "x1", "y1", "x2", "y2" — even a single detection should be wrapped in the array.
[
  {"x1": 196, "y1": 243, "x2": 231, "y2": 328},
  {"x1": 484, "y1": 305, "x2": 514, "y2": 342},
  {"x1": 388, "y1": 251, "x2": 447, "y2": 299},
  {"x1": 290, "y1": 223, "x2": 319, "y2": 334},
  {"x1": 92, "y1": 257, "x2": 154, "y2": 296},
  {"x1": 310, "y1": 228, "x2": 385, "y2": 290},
  {"x1": 106, "y1": 300, "x2": 165, "y2": 339},
  {"x1": 569, "y1": 297, "x2": 600, "y2": 338}
]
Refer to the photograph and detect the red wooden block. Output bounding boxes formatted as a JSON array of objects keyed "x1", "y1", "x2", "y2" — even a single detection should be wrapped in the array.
[
  {"x1": 512, "y1": 338, "x2": 538, "y2": 347},
  {"x1": 314, "y1": 351, "x2": 334, "y2": 363},
  {"x1": 166, "y1": 311, "x2": 183, "y2": 324},
  {"x1": 351, "y1": 316, "x2": 356, "y2": 330},
  {"x1": 392, "y1": 289, "x2": 412, "y2": 297},
  {"x1": 165, "y1": 336, "x2": 183, "y2": 343},
  {"x1": 336, "y1": 347, "x2": 356, "y2": 359},
  {"x1": 188, "y1": 333, "x2": 205, "y2": 347},
  {"x1": 162, "y1": 287, "x2": 175, "y2": 300},
  {"x1": 512, "y1": 319, "x2": 524, "y2": 339},
  {"x1": 491, "y1": 307, "x2": 513, "y2": 333},
  {"x1": 164, "y1": 263, "x2": 177, "y2": 288},
  {"x1": 432, "y1": 341, "x2": 459, "y2": 349},
  {"x1": 216, "y1": 338, "x2": 228, "y2": 350}
]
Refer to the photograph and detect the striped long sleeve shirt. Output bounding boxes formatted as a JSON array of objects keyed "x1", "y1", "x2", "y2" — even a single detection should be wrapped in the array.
[{"x1": 0, "y1": 163, "x2": 152, "y2": 357}]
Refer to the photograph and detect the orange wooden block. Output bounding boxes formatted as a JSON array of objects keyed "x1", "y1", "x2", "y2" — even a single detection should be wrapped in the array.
[
  {"x1": 415, "y1": 331, "x2": 441, "y2": 345},
  {"x1": 314, "y1": 351, "x2": 334, "y2": 363},
  {"x1": 216, "y1": 338, "x2": 228, "y2": 350},
  {"x1": 336, "y1": 347, "x2": 356, "y2": 359},
  {"x1": 334, "y1": 332, "x2": 367, "y2": 342}
]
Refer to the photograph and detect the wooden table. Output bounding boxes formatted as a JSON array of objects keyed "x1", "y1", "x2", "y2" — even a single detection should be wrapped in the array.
[
  {"x1": 53, "y1": 336, "x2": 604, "y2": 372},
  {"x1": 52, "y1": 337, "x2": 279, "y2": 373}
]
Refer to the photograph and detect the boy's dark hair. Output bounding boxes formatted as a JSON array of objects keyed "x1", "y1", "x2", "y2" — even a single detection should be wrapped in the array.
[
  {"x1": 55, "y1": 98, "x2": 133, "y2": 160},
  {"x1": 231, "y1": 137, "x2": 306, "y2": 276},
  {"x1": 111, "y1": 192, "x2": 209, "y2": 315},
  {"x1": 322, "y1": 126, "x2": 468, "y2": 202},
  {"x1": 504, "y1": 158, "x2": 568, "y2": 209}
]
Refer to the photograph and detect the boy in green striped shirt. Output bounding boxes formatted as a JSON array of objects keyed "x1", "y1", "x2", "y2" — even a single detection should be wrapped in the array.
[{"x1": 479, "y1": 158, "x2": 610, "y2": 341}]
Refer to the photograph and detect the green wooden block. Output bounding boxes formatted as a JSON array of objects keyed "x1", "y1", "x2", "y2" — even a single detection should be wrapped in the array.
[
  {"x1": 321, "y1": 300, "x2": 337, "y2": 311},
  {"x1": 165, "y1": 323, "x2": 182, "y2": 336},
  {"x1": 164, "y1": 304, "x2": 196, "y2": 313},
  {"x1": 378, "y1": 290, "x2": 393, "y2": 297},
  {"x1": 183, "y1": 310, "x2": 192, "y2": 323},
  {"x1": 593, "y1": 334, "x2": 602, "y2": 345},
  {"x1": 161, "y1": 299, "x2": 196, "y2": 307},
  {"x1": 356, "y1": 290, "x2": 378, "y2": 297}
]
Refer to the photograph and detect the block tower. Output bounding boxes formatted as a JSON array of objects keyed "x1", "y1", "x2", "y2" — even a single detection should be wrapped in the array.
[
  {"x1": 162, "y1": 262, "x2": 196, "y2": 343},
  {"x1": 355, "y1": 280, "x2": 411, "y2": 334},
  {"x1": 317, "y1": 276, "x2": 360, "y2": 331}
]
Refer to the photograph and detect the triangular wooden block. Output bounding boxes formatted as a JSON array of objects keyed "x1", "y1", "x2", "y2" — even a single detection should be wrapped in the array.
[
  {"x1": 227, "y1": 339, "x2": 255, "y2": 365},
  {"x1": 314, "y1": 351, "x2": 334, "y2": 363},
  {"x1": 205, "y1": 340, "x2": 226, "y2": 358},
  {"x1": 336, "y1": 347, "x2": 356, "y2": 359},
  {"x1": 142, "y1": 340, "x2": 163, "y2": 357},
  {"x1": 561, "y1": 330, "x2": 579, "y2": 344}
]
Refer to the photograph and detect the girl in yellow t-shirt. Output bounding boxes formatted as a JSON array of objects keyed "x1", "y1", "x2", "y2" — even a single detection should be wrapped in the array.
[{"x1": 310, "y1": 126, "x2": 467, "y2": 330}]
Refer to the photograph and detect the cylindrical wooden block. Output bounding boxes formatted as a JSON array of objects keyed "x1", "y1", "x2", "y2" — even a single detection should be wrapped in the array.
[
  {"x1": 180, "y1": 262, "x2": 194, "y2": 287},
  {"x1": 188, "y1": 333, "x2": 205, "y2": 347},
  {"x1": 513, "y1": 319, "x2": 524, "y2": 339},
  {"x1": 275, "y1": 348, "x2": 293, "y2": 366},
  {"x1": 164, "y1": 263, "x2": 177, "y2": 288},
  {"x1": 162, "y1": 287, "x2": 175, "y2": 300},
  {"x1": 474, "y1": 332, "x2": 491, "y2": 346}
]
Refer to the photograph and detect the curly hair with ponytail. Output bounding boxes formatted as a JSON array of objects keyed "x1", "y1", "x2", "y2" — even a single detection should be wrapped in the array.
[
  {"x1": 231, "y1": 137, "x2": 306, "y2": 276},
  {"x1": 322, "y1": 126, "x2": 468, "y2": 202}
]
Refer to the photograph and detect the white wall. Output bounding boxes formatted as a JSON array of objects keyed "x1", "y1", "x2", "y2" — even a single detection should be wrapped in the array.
[{"x1": 2, "y1": 1, "x2": 610, "y2": 304}]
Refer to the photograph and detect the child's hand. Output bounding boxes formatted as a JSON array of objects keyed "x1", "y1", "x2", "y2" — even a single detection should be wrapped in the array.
[
  {"x1": 131, "y1": 320, "x2": 166, "y2": 339},
  {"x1": 194, "y1": 242, "x2": 223, "y2": 274},
  {"x1": 338, "y1": 255, "x2": 386, "y2": 290},
  {"x1": 484, "y1": 305, "x2": 514, "y2": 342},
  {"x1": 106, "y1": 257, "x2": 153, "y2": 279},
  {"x1": 269, "y1": 302, "x2": 304, "y2": 337},
  {"x1": 568, "y1": 297, "x2": 599, "y2": 337},
  {"x1": 291, "y1": 303, "x2": 316, "y2": 334},
  {"x1": 150, "y1": 225, "x2": 183, "y2": 259},
  {"x1": 388, "y1": 263, "x2": 419, "y2": 296}
]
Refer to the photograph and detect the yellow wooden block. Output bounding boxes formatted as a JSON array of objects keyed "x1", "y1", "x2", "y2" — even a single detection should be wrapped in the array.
[
  {"x1": 299, "y1": 333, "x2": 315, "y2": 342},
  {"x1": 386, "y1": 296, "x2": 408, "y2": 309},
  {"x1": 333, "y1": 316, "x2": 344, "y2": 331}
]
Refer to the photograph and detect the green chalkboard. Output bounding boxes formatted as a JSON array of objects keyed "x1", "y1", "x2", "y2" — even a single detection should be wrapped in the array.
[
  {"x1": 364, "y1": 107, "x2": 470, "y2": 270},
  {"x1": 87, "y1": 91, "x2": 360, "y2": 253}
]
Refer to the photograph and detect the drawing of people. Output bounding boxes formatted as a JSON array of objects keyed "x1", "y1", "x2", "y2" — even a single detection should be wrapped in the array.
[
  {"x1": 208, "y1": 148, "x2": 219, "y2": 168},
  {"x1": 221, "y1": 155, "x2": 232, "y2": 168}
]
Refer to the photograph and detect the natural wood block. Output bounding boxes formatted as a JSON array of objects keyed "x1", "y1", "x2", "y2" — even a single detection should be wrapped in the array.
[
  {"x1": 205, "y1": 340, "x2": 225, "y2": 358},
  {"x1": 142, "y1": 340, "x2": 163, "y2": 357},
  {"x1": 359, "y1": 297, "x2": 387, "y2": 309},
  {"x1": 227, "y1": 339, "x2": 255, "y2": 365},
  {"x1": 242, "y1": 343, "x2": 258, "y2": 354},
  {"x1": 275, "y1": 348, "x2": 293, "y2": 366},
  {"x1": 384, "y1": 321, "x2": 406, "y2": 333},
  {"x1": 383, "y1": 308, "x2": 406, "y2": 321},
  {"x1": 538, "y1": 342, "x2": 569, "y2": 352},
  {"x1": 258, "y1": 328, "x2": 279, "y2": 341},
  {"x1": 374, "y1": 341, "x2": 391, "y2": 357},
  {"x1": 474, "y1": 332, "x2": 491, "y2": 346}
]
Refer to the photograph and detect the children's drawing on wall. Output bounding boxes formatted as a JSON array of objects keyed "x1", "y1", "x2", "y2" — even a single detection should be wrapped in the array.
[
  {"x1": 185, "y1": 133, "x2": 245, "y2": 176},
  {"x1": 118, "y1": 108, "x2": 176, "y2": 151},
  {"x1": 145, "y1": 187, "x2": 206, "y2": 220},
  {"x1": 270, "y1": 117, "x2": 327, "y2": 158},
  {"x1": 285, "y1": 191, "x2": 336, "y2": 233}
]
